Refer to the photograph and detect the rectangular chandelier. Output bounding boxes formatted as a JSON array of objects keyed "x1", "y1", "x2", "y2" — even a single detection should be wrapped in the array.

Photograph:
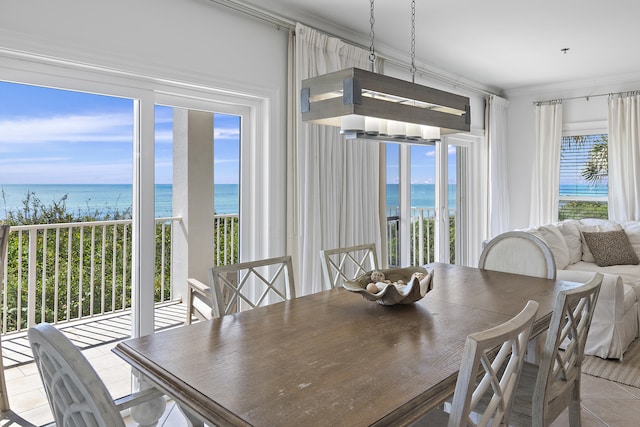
[{"x1": 300, "y1": 67, "x2": 471, "y2": 144}]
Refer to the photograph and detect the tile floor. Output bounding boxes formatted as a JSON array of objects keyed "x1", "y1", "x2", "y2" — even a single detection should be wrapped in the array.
[{"x1": 6, "y1": 339, "x2": 640, "y2": 426}]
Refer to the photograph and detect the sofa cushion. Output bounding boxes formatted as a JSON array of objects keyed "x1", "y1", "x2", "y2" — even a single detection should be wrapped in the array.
[
  {"x1": 620, "y1": 221, "x2": 640, "y2": 260},
  {"x1": 535, "y1": 225, "x2": 570, "y2": 269},
  {"x1": 582, "y1": 229, "x2": 640, "y2": 267},
  {"x1": 579, "y1": 219, "x2": 617, "y2": 227},
  {"x1": 565, "y1": 261, "x2": 640, "y2": 287},
  {"x1": 557, "y1": 220, "x2": 582, "y2": 264},
  {"x1": 578, "y1": 223, "x2": 622, "y2": 262}
]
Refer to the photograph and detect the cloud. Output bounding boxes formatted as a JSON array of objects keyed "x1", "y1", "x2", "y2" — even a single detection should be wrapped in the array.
[
  {"x1": 0, "y1": 113, "x2": 133, "y2": 144},
  {"x1": 0, "y1": 159, "x2": 133, "y2": 184},
  {"x1": 0, "y1": 156, "x2": 70, "y2": 164},
  {"x1": 154, "y1": 130, "x2": 173, "y2": 144},
  {"x1": 153, "y1": 128, "x2": 240, "y2": 144},
  {"x1": 214, "y1": 128, "x2": 240, "y2": 140},
  {"x1": 420, "y1": 146, "x2": 456, "y2": 156}
]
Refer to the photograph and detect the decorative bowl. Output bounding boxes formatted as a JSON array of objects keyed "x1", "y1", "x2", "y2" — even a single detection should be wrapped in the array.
[{"x1": 342, "y1": 266, "x2": 433, "y2": 305}]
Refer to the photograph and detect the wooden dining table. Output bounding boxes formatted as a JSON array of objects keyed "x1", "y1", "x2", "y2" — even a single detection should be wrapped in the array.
[{"x1": 113, "y1": 263, "x2": 580, "y2": 427}]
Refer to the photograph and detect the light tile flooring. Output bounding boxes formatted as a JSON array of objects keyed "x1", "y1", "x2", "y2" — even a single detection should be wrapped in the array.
[{"x1": 6, "y1": 342, "x2": 640, "y2": 426}]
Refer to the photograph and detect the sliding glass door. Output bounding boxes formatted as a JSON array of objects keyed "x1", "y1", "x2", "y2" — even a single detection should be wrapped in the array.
[{"x1": 385, "y1": 140, "x2": 460, "y2": 266}]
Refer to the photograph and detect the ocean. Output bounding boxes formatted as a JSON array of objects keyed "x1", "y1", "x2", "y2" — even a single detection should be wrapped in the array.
[
  {"x1": 1, "y1": 183, "x2": 603, "y2": 220},
  {"x1": 0, "y1": 184, "x2": 238, "y2": 219},
  {"x1": 386, "y1": 184, "x2": 457, "y2": 211}
]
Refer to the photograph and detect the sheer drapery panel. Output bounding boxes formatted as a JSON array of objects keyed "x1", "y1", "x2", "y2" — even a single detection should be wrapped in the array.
[
  {"x1": 530, "y1": 102, "x2": 563, "y2": 226},
  {"x1": 608, "y1": 92, "x2": 640, "y2": 221},
  {"x1": 487, "y1": 95, "x2": 511, "y2": 237},
  {"x1": 289, "y1": 23, "x2": 383, "y2": 295}
]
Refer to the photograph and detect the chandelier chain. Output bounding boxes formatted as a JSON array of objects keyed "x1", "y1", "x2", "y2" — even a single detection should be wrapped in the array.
[
  {"x1": 410, "y1": 0, "x2": 416, "y2": 82},
  {"x1": 369, "y1": 0, "x2": 376, "y2": 68}
]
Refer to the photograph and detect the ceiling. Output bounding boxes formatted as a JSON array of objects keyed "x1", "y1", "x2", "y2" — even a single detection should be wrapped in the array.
[{"x1": 239, "y1": 0, "x2": 640, "y2": 94}]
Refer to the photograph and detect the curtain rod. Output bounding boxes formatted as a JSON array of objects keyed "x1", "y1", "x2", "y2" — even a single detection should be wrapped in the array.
[
  {"x1": 206, "y1": 0, "x2": 496, "y2": 98},
  {"x1": 533, "y1": 90, "x2": 640, "y2": 105}
]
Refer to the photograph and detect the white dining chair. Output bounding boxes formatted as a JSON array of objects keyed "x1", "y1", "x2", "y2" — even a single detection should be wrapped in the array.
[
  {"x1": 185, "y1": 277, "x2": 215, "y2": 325},
  {"x1": 479, "y1": 230, "x2": 557, "y2": 363},
  {"x1": 413, "y1": 300, "x2": 540, "y2": 427},
  {"x1": 209, "y1": 255, "x2": 296, "y2": 318},
  {"x1": 320, "y1": 243, "x2": 379, "y2": 289},
  {"x1": 28, "y1": 323, "x2": 165, "y2": 427},
  {"x1": 478, "y1": 231, "x2": 556, "y2": 280},
  {"x1": 508, "y1": 273, "x2": 603, "y2": 426}
]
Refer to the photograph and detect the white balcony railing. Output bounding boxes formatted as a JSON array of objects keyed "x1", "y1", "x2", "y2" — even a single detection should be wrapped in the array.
[
  {"x1": 2, "y1": 209, "x2": 443, "y2": 335},
  {"x1": 1, "y1": 215, "x2": 239, "y2": 335},
  {"x1": 386, "y1": 207, "x2": 456, "y2": 267}
]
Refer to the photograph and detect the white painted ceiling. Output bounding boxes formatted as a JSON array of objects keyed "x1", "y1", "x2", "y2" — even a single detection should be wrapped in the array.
[{"x1": 240, "y1": 0, "x2": 640, "y2": 94}]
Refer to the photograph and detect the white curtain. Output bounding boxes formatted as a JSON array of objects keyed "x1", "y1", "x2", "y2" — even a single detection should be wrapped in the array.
[
  {"x1": 486, "y1": 95, "x2": 510, "y2": 237},
  {"x1": 288, "y1": 23, "x2": 384, "y2": 295},
  {"x1": 608, "y1": 92, "x2": 640, "y2": 221},
  {"x1": 529, "y1": 102, "x2": 563, "y2": 226}
]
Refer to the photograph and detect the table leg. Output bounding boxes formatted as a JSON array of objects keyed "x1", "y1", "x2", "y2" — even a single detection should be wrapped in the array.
[{"x1": 129, "y1": 372, "x2": 166, "y2": 426}]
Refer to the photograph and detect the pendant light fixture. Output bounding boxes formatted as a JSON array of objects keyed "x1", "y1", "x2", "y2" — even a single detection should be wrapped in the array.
[{"x1": 300, "y1": 0, "x2": 470, "y2": 144}]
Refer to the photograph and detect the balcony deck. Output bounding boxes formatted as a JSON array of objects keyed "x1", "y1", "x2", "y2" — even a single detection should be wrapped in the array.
[{"x1": 3, "y1": 301, "x2": 189, "y2": 426}]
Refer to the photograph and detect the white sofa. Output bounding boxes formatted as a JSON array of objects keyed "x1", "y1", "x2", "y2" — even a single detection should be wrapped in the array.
[{"x1": 523, "y1": 218, "x2": 640, "y2": 360}]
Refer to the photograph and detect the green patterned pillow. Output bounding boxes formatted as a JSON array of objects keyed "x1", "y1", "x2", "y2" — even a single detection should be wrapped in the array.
[{"x1": 582, "y1": 230, "x2": 640, "y2": 267}]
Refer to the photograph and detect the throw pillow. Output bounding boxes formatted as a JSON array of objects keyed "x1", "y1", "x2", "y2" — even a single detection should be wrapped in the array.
[
  {"x1": 536, "y1": 225, "x2": 570, "y2": 269},
  {"x1": 557, "y1": 220, "x2": 582, "y2": 264},
  {"x1": 581, "y1": 230, "x2": 640, "y2": 267},
  {"x1": 579, "y1": 223, "x2": 622, "y2": 262}
]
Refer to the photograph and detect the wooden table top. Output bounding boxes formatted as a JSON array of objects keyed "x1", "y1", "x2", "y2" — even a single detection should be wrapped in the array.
[{"x1": 113, "y1": 263, "x2": 579, "y2": 427}]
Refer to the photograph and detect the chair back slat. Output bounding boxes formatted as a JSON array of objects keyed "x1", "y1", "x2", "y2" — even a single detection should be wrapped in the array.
[
  {"x1": 209, "y1": 256, "x2": 296, "y2": 318},
  {"x1": 448, "y1": 300, "x2": 539, "y2": 427},
  {"x1": 532, "y1": 273, "x2": 602, "y2": 425},
  {"x1": 28, "y1": 323, "x2": 125, "y2": 427},
  {"x1": 320, "y1": 243, "x2": 378, "y2": 289}
]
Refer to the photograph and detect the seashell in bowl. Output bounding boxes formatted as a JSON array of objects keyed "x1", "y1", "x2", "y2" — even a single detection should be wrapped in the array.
[{"x1": 342, "y1": 266, "x2": 433, "y2": 305}]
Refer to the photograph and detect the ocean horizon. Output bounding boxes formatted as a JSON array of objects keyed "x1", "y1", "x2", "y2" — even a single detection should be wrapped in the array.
[
  {"x1": 1, "y1": 183, "x2": 603, "y2": 221},
  {"x1": 0, "y1": 184, "x2": 239, "y2": 219}
]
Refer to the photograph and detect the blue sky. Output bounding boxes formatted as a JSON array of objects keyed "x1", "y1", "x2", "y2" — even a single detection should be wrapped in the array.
[
  {"x1": 386, "y1": 143, "x2": 457, "y2": 185},
  {"x1": 0, "y1": 81, "x2": 240, "y2": 184},
  {"x1": 0, "y1": 80, "x2": 450, "y2": 185}
]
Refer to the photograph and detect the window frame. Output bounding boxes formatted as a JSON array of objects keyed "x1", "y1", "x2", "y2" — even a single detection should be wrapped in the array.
[
  {"x1": 0, "y1": 50, "x2": 278, "y2": 337},
  {"x1": 559, "y1": 121, "x2": 609, "y2": 219}
]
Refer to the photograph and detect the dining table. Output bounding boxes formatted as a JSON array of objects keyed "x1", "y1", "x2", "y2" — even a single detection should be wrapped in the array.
[{"x1": 113, "y1": 262, "x2": 580, "y2": 427}]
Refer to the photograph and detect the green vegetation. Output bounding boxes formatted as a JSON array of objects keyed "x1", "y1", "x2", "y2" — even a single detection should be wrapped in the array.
[
  {"x1": 561, "y1": 135, "x2": 609, "y2": 185},
  {"x1": 561, "y1": 134, "x2": 609, "y2": 219},
  {"x1": 410, "y1": 216, "x2": 455, "y2": 265},
  {"x1": 558, "y1": 201, "x2": 608, "y2": 221},
  {"x1": 1, "y1": 192, "x2": 237, "y2": 333}
]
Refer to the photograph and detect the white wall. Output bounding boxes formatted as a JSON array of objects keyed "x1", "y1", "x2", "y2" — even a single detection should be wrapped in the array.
[
  {"x1": 0, "y1": 0, "x2": 291, "y2": 332},
  {"x1": 0, "y1": 0, "x2": 289, "y2": 95},
  {"x1": 504, "y1": 75, "x2": 640, "y2": 229},
  {"x1": 0, "y1": 0, "x2": 486, "y2": 267}
]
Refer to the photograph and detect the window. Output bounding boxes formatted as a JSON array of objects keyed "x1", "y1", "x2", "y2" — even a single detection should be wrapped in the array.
[
  {"x1": 385, "y1": 141, "x2": 458, "y2": 267},
  {"x1": 559, "y1": 133, "x2": 608, "y2": 220},
  {"x1": 0, "y1": 81, "x2": 134, "y2": 220}
]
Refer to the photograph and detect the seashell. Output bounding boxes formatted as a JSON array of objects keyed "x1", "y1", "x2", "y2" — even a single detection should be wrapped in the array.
[
  {"x1": 366, "y1": 283, "x2": 379, "y2": 293},
  {"x1": 370, "y1": 271, "x2": 386, "y2": 282},
  {"x1": 342, "y1": 267, "x2": 434, "y2": 305}
]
